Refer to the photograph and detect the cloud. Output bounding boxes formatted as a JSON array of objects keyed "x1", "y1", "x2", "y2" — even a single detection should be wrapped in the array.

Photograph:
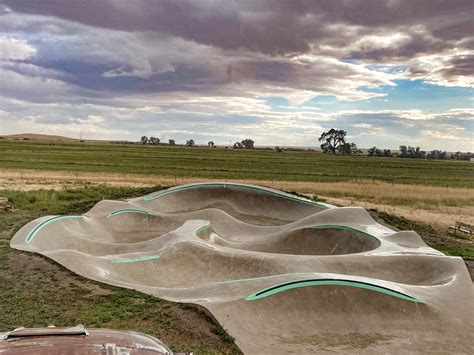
[
  {"x1": 0, "y1": 0, "x2": 472, "y2": 150},
  {"x1": 0, "y1": 35, "x2": 36, "y2": 60}
]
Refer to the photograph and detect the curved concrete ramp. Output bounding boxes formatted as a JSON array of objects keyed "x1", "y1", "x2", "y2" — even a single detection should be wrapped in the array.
[{"x1": 10, "y1": 183, "x2": 474, "y2": 353}]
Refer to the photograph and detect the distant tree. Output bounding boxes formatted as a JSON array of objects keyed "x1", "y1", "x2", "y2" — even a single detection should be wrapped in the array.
[
  {"x1": 148, "y1": 136, "x2": 160, "y2": 144},
  {"x1": 399, "y1": 145, "x2": 425, "y2": 158},
  {"x1": 233, "y1": 141, "x2": 244, "y2": 149},
  {"x1": 410, "y1": 146, "x2": 425, "y2": 158},
  {"x1": 318, "y1": 129, "x2": 348, "y2": 154},
  {"x1": 399, "y1": 145, "x2": 408, "y2": 157},
  {"x1": 208, "y1": 141, "x2": 215, "y2": 148},
  {"x1": 368, "y1": 146, "x2": 377, "y2": 156},
  {"x1": 427, "y1": 150, "x2": 447, "y2": 159},
  {"x1": 452, "y1": 151, "x2": 473, "y2": 160},
  {"x1": 340, "y1": 142, "x2": 361, "y2": 155},
  {"x1": 383, "y1": 149, "x2": 392, "y2": 157},
  {"x1": 186, "y1": 139, "x2": 195, "y2": 147},
  {"x1": 318, "y1": 129, "x2": 360, "y2": 155},
  {"x1": 275, "y1": 146, "x2": 283, "y2": 152},
  {"x1": 168, "y1": 139, "x2": 176, "y2": 146},
  {"x1": 141, "y1": 136, "x2": 148, "y2": 144},
  {"x1": 241, "y1": 138, "x2": 255, "y2": 149}
]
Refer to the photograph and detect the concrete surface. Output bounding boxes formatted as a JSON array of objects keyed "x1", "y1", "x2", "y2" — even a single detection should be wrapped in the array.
[{"x1": 10, "y1": 182, "x2": 474, "y2": 353}]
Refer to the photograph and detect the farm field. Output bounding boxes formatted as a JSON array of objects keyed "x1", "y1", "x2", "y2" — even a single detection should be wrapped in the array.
[{"x1": 1, "y1": 139, "x2": 473, "y2": 187}]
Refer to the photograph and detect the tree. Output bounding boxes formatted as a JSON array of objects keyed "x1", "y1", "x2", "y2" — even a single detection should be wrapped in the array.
[
  {"x1": 233, "y1": 141, "x2": 244, "y2": 149},
  {"x1": 368, "y1": 146, "x2": 377, "y2": 156},
  {"x1": 400, "y1": 145, "x2": 425, "y2": 158},
  {"x1": 428, "y1": 150, "x2": 447, "y2": 159},
  {"x1": 168, "y1": 139, "x2": 176, "y2": 146},
  {"x1": 318, "y1": 129, "x2": 347, "y2": 154},
  {"x1": 399, "y1": 145, "x2": 408, "y2": 157},
  {"x1": 340, "y1": 142, "x2": 361, "y2": 155},
  {"x1": 140, "y1": 136, "x2": 148, "y2": 144},
  {"x1": 148, "y1": 136, "x2": 160, "y2": 144},
  {"x1": 186, "y1": 139, "x2": 195, "y2": 147},
  {"x1": 208, "y1": 141, "x2": 215, "y2": 148},
  {"x1": 383, "y1": 149, "x2": 392, "y2": 157},
  {"x1": 241, "y1": 138, "x2": 255, "y2": 149},
  {"x1": 410, "y1": 146, "x2": 425, "y2": 158},
  {"x1": 452, "y1": 151, "x2": 473, "y2": 160}
]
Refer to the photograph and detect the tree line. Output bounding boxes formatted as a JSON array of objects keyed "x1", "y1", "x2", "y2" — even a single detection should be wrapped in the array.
[
  {"x1": 140, "y1": 136, "x2": 255, "y2": 149},
  {"x1": 317, "y1": 129, "x2": 472, "y2": 160},
  {"x1": 140, "y1": 131, "x2": 472, "y2": 160}
]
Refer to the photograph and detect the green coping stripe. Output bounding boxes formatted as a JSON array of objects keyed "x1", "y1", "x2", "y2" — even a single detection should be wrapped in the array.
[
  {"x1": 143, "y1": 183, "x2": 326, "y2": 207},
  {"x1": 195, "y1": 224, "x2": 211, "y2": 234},
  {"x1": 26, "y1": 215, "x2": 84, "y2": 244},
  {"x1": 107, "y1": 208, "x2": 153, "y2": 218},
  {"x1": 111, "y1": 255, "x2": 160, "y2": 263},
  {"x1": 310, "y1": 225, "x2": 380, "y2": 243},
  {"x1": 245, "y1": 279, "x2": 425, "y2": 303}
]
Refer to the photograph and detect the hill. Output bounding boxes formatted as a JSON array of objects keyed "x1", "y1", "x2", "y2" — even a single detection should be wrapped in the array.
[{"x1": 0, "y1": 133, "x2": 77, "y2": 141}]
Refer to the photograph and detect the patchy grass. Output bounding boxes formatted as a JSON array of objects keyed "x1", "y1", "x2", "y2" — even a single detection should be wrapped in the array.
[
  {"x1": 1, "y1": 185, "x2": 159, "y2": 216},
  {"x1": 372, "y1": 210, "x2": 473, "y2": 260},
  {"x1": 0, "y1": 186, "x2": 241, "y2": 354},
  {"x1": 212, "y1": 325, "x2": 235, "y2": 344}
]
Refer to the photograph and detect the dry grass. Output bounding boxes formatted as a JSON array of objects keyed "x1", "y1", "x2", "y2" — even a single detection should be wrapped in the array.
[
  {"x1": 1, "y1": 169, "x2": 472, "y2": 231},
  {"x1": 267, "y1": 181, "x2": 474, "y2": 231}
]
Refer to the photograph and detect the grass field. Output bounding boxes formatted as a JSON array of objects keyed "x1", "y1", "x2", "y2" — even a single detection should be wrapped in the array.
[{"x1": 1, "y1": 140, "x2": 473, "y2": 187}]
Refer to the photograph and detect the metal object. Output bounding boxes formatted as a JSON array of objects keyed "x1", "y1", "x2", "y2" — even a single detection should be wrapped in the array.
[{"x1": 0, "y1": 325, "x2": 175, "y2": 354}]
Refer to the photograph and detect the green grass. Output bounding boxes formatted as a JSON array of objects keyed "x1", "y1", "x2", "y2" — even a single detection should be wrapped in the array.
[
  {"x1": 1, "y1": 140, "x2": 473, "y2": 187},
  {"x1": 374, "y1": 210, "x2": 473, "y2": 260},
  {"x1": 2, "y1": 185, "x2": 160, "y2": 216},
  {"x1": 0, "y1": 185, "x2": 241, "y2": 354},
  {"x1": 212, "y1": 325, "x2": 235, "y2": 344}
]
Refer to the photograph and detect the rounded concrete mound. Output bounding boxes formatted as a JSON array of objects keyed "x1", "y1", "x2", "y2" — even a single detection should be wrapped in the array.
[{"x1": 10, "y1": 182, "x2": 474, "y2": 354}]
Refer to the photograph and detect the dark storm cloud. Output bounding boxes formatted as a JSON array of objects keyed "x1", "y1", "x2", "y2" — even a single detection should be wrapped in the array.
[
  {"x1": 1, "y1": 0, "x2": 471, "y2": 96},
  {"x1": 2, "y1": 0, "x2": 472, "y2": 55}
]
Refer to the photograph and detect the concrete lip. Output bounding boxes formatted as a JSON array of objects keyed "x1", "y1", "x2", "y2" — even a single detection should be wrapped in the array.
[{"x1": 10, "y1": 182, "x2": 474, "y2": 353}]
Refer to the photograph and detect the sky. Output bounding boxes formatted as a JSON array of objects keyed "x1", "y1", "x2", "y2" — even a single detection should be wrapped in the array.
[{"x1": 0, "y1": 0, "x2": 472, "y2": 151}]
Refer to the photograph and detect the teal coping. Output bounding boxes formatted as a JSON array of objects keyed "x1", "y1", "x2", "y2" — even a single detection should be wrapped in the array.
[
  {"x1": 25, "y1": 215, "x2": 84, "y2": 244},
  {"x1": 196, "y1": 224, "x2": 212, "y2": 234},
  {"x1": 143, "y1": 183, "x2": 326, "y2": 207},
  {"x1": 245, "y1": 279, "x2": 424, "y2": 303},
  {"x1": 107, "y1": 208, "x2": 153, "y2": 218},
  {"x1": 111, "y1": 255, "x2": 160, "y2": 263}
]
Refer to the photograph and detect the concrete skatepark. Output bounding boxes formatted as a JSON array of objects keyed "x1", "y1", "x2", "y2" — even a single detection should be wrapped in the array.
[{"x1": 10, "y1": 182, "x2": 474, "y2": 353}]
